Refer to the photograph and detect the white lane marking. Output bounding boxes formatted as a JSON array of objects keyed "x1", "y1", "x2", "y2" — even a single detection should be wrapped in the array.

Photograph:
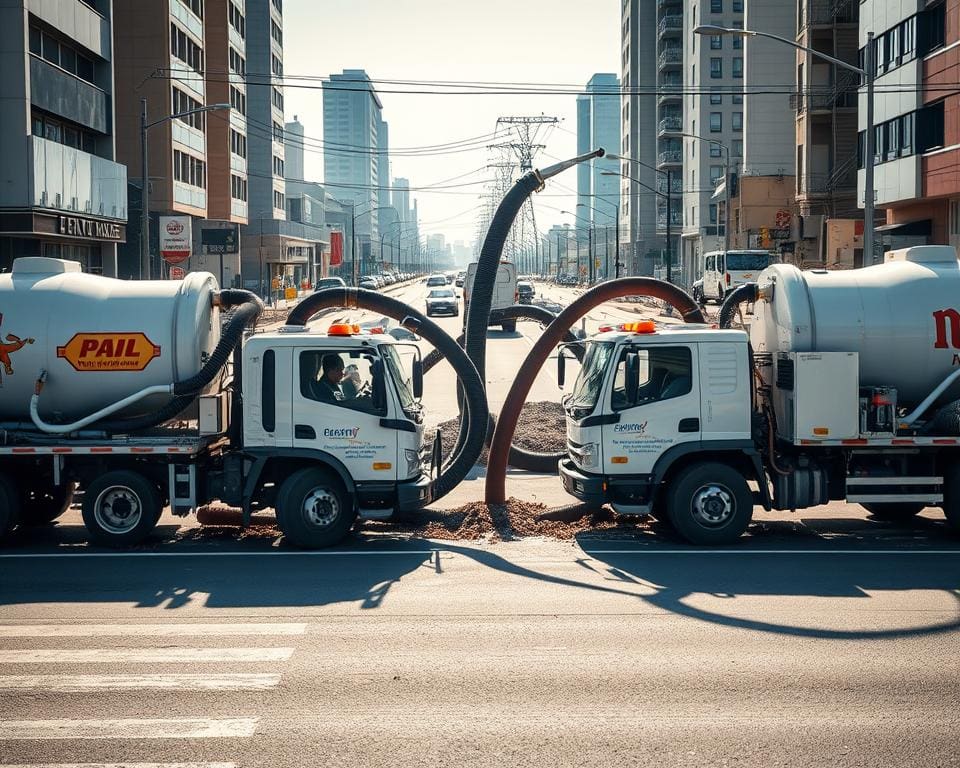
[
  {"x1": 0, "y1": 623, "x2": 305, "y2": 637},
  {"x1": 0, "y1": 648, "x2": 293, "y2": 664},
  {"x1": 0, "y1": 764, "x2": 236, "y2": 768},
  {"x1": 0, "y1": 673, "x2": 281, "y2": 692},
  {"x1": 0, "y1": 717, "x2": 258, "y2": 740}
]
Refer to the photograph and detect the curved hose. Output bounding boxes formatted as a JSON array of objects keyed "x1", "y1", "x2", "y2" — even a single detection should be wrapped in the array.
[
  {"x1": 485, "y1": 277, "x2": 707, "y2": 503},
  {"x1": 285, "y1": 287, "x2": 488, "y2": 501},
  {"x1": 718, "y1": 282, "x2": 757, "y2": 329}
]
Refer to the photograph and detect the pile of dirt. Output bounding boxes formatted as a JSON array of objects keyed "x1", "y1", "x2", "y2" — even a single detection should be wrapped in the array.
[
  {"x1": 361, "y1": 498, "x2": 647, "y2": 542},
  {"x1": 436, "y1": 400, "x2": 566, "y2": 465}
]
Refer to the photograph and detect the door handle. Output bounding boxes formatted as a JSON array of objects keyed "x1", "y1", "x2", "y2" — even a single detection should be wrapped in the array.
[
  {"x1": 294, "y1": 424, "x2": 316, "y2": 439},
  {"x1": 678, "y1": 418, "x2": 700, "y2": 433}
]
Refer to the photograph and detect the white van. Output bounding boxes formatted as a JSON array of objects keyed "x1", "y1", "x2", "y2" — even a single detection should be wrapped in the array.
[
  {"x1": 463, "y1": 260, "x2": 518, "y2": 332},
  {"x1": 701, "y1": 250, "x2": 773, "y2": 303}
]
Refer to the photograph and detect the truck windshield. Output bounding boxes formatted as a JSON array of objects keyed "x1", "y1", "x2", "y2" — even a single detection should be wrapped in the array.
[
  {"x1": 566, "y1": 341, "x2": 615, "y2": 419},
  {"x1": 725, "y1": 252, "x2": 771, "y2": 271},
  {"x1": 380, "y1": 344, "x2": 419, "y2": 417}
]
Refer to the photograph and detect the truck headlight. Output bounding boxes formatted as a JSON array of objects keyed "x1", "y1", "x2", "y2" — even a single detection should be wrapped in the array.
[
  {"x1": 581, "y1": 442, "x2": 599, "y2": 469},
  {"x1": 404, "y1": 448, "x2": 420, "y2": 477}
]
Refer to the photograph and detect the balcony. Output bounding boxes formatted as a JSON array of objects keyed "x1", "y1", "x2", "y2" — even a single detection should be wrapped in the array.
[
  {"x1": 658, "y1": 15, "x2": 683, "y2": 37},
  {"x1": 657, "y1": 211, "x2": 683, "y2": 229},
  {"x1": 658, "y1": 47, "x2": 682, "y2": 68},
  {"x1": 657, "y1": 150, "x2": 682, "y2": 166},
  {"x1": 658, "y1": 115, "x2": 682, "y2": 135},
  {"x1": 30, "y1": 57, "x2": 108, "y2": 134},
  {"x1": 657, "y1": 0, "x2": 682, "y2": 9},
  {"x1": 800, "y1": 0, "x2": 857, "y2": 29},
  {"x1": 29, "y1": 136, "x2": 126, "y2": 220},
  {"x1": 658, "y1": 82, "x2": 682, "y2": 103},
  {"x1": 657, "y1": 176, "x2": 684, "y2": 195}
]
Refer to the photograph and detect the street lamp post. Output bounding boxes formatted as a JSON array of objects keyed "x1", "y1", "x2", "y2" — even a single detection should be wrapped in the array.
[
  {"x1": 562, "y1": 210, "x2": 597, "y2": 284},
  {"x1": 695, "y1": 24, "x2": 875, "y2": 261},
  {"x1": 577, "y1": 201, "x2": 619, "y2": 280},
  {"x1": 140, "y1": 100, "x2": 230, "y2": 280}
]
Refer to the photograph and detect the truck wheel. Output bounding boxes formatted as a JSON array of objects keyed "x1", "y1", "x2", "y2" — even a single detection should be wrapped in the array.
[
  {"x1": 20, "y1": 482, "x2": 76, "y2": 526},
  {"x1": 667, "y1": 462, "x2": 753, "y2": 545},
  {"x1": 277, "y1": 467, "x2": 356, "y2": 548},
  {"x1": 861, "y1": 502, "x2": 925, "y2": 522},
  {"x1": 501, "y1": 320, "x2": 517, "y2": 333},
  {"x1": 81, "y1": 471, "x2": 161, "y2": 547},
  {"x1": 0, "y1": 473, "x2": 21, "y2": 540}
]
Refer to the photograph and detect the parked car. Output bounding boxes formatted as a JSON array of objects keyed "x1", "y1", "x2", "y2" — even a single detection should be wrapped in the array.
[
  {"x1": 691, "y1": 278, "x2": 705, "y2": 306},
  {"x1": 359, "y1": 277, "x2": 378, "y2": 290},
  {"x1": 455, "y1": 271, "x2": 466, "y2": 287},
  {"x1": 426, "y1": 273, "x2": 447, "y2": 287},
  {"x1": 517, "y1": 280, "x2": 535, "y2": 304},
  {"x1": 425, "y1": 287, "x2": 460, "y2": 317},
  {"x1": 313, "y1": 276, "x2": 346, "y2": 292}
]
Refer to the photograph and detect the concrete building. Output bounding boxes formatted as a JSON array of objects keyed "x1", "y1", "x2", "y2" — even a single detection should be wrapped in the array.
[
  {"x1": 794, "y1": 0, "x2": 861, "y2": 265},
  {"x1": 283, "y1": 114, "x2": 304, "y2": 182},
  {"x1": 322, "y1": 68, "x2": 386, "y2": 274},
  {"x1": 620, "y1": 0, "x2": 661, "y2": 277},
  {"x1": 857, "y1": 0, "x2": 953, "y2": 257},
  {"x1": 0, "y1": 0, "x2": 126, "y2": 274},
  {"x1": 543, "y1": 223, "x2": 577, "y2": 276},
  {"x1": 575, "y1": 73, "x2": 620, "y2": 278},
  {"x1": 680, "y1": 0, "x2": 746, "y2": 283},
  {"x1": 654, "y1": 0, "x2": 683, "y2": 278}
]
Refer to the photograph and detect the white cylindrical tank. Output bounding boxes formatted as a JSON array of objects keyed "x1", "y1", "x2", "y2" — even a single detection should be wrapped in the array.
[
  {"x1": 0, "y1": 257, "x2": 220, "y2": 422},
  {"x1": 750, "y1": 246, "x2": 960, "y2": 409}
]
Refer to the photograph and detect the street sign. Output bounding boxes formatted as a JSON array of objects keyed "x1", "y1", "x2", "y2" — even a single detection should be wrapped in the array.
[
  {"x1": 201, "y1": 226, "x2": 238, "y2": 254},
  {"x1": 169, "y1": 266, "x2": 185, "y2": 280},
  {"x1": 160, "y1": 216, "x2": 192, "y2": 264}
]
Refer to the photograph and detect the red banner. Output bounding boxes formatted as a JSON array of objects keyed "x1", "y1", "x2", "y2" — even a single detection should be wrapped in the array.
[{"x1": 330, "y1": 230, "x2": 343, "y2": 266}]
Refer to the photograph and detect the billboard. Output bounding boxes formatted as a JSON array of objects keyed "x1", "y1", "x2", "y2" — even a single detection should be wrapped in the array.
[{"x1": 160, "y1": 216, "x2": 192, "y2": 264}]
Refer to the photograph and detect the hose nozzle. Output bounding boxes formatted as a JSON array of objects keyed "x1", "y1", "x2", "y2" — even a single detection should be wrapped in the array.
[{"x1": 536, "y1": 148, "x2": 606, "y2": 184}]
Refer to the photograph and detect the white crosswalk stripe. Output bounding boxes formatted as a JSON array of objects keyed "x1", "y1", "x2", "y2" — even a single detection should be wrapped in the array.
[
  {"x1": 0, "y1": 623, "x2": 306, "y2": 637},
  {"x1": 0, "y1": 717, "x2": 259, "y2": 739},
  {"x1": 0, "y1": 672, "x2": 282, "y2": 691},
  {"x1": 0, "y1": 764, "x2": 237, "y2": 767},
  {"x1": 0, "y1": 647, "x2": 294, "y2": 664}
]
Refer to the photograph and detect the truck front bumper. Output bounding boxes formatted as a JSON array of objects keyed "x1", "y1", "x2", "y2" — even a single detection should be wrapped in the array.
[
  {"x1": 397, "y1": 470, "x2": 434, "y2": 511},
  {"x1": 558, "y1": 458, "x2": 607, "y2": 505}
]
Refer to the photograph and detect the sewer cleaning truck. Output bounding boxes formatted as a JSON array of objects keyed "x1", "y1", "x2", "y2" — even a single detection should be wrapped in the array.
[
  {"x1": 558, "y1": 245, "x2": 960, "y2": 544},
  {"x1": 0, "y1": 256, "x2": 442, "y2": 548}
]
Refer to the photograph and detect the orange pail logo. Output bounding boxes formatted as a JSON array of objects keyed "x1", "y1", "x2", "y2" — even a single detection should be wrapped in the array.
[{"x1": 57, "y1": 333, "x2": 161, "y2": 372}]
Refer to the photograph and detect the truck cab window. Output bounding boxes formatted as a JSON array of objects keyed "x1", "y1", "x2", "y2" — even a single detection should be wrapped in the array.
[
  {"x1": 611, "y1": 346, "x2": 693, "y2": 410},
  {"x1": 299, "y1": 350, "x2": 385, "y2": 415}
]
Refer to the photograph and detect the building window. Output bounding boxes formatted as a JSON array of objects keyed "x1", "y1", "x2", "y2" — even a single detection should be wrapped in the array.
[
  {"x1": 271, "y1": 18, "x2": 283, "y2": 46},
  {"x1": 229, "y1": 46, "x2": 245, "y2": 76},
  {"x1": 228, "y1": 1, "x2": 245, "y2": 38},
  {"x1": 732, "y1": 112, "x2": 743, "y2": 131},
  {"x1": 231, "y1": 174, "x2": 247, "y2": 201},
  {"x1": 273, "y1": 121, "x2": 284, "y2": 142},
  {"x1": 711, "y1": 0, "x2": 722, "y2": 11},
  {"x1": 171, "y1": 23, "x2": 204, "y2": 72},
  {"x1": 710, "y1": 165, "x2": 724, "y2": 182},
  {"x1": 178, "y1": 0, "x2": 204, "y2": 20},
  {"x1": 709, "y1": 204, "x2": 718, "y2": 224},
  {"x1": 273, "y1": 155, "x2": 285, "y2": 177},
  {"x1": 272, "y1": 86, "x2": 284, "y2": 111},
  {"x1": 733, "y1": 57, "x2": 743, "y2": 78},
  {"x1": 710, "y1": 35, "x2": 722, "y2": 50},
  {"x1": 710, "y1": 142, "x2": 722, "y2": 158},
  {"x1": 229, "y1": 86, "x2": 246, "y2": 115},
  {"x1": 272, "y1": 0, "x2": 282, "y2": 12},
  {"x1": 733, "y1": 139, "x2": 743, "y2": 157},
  {"x1": 271, "y1": 53, "x2": 283, "y2": 77},
  {"x1": 710, "y1": 112, "x2": 722, "y2": 132},
  {"x1": 273, "y1": 190, "x2": 285, "y2": 210},
  {"x1": 30, "y1": 26, "x2": 96, "y2": 85},
  {"x1": 732, "y1": 90, "x2": 743, "y2": 104},
  {"x1": 732, "y1": 0, "x2": 743, "y2": 11},
  {"x1": 173, "y1": 149, "x2": 206, "y2": 189},
  {"x1": 732, "y1": 20, "x2": 743, "y2": 49},
  {"x1": 172, "y1": 87, "x2": 204, "y2": 129},
  {"x1": 710, "y1": 87, "x2": 722, "y2": 105},
  {"x1": 919, "y1": 3, "x2": 945, "y2": 56},
  {"x1": 231, "y1": 128, "x2": 247, "y2": 158},
  {"x1": 710, "y1": 58, "x2": 722, "y2": 78},
  {"x1": 31, "y1": 110, "x2": 96, "y2": 153}
]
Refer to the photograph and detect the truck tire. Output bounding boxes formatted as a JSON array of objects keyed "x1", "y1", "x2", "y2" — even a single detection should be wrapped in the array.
[
  {"x1": 81, "y1": 471, "x2": 161, "y2": 547},
  {"x1": 501, "y1": 320, "x2": 517, "y2": 333},
  {"x1": 0, "y1": 473, "x2": 21, "y2": 540},
  {"x1": 276, "y1": 467, "x2": 356, "y2": 548},
  {"x1": 20, "y1": 482, "x2": 76, "y2": 526},
  {"x1": 861, "y1": 502, "x2": 925, "y2": 522},
  {"x1": 667, "y1": 462, "x2": 753, "y2": 545}
]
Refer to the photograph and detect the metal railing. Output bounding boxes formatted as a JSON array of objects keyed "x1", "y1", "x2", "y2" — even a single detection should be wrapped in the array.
[
  {"x1": 658, "y1": 47, "x2": 682, "y2": 67},
  {"x1": 658, "y1": 15, "x2": 682, "y2": 36},
  {"x1": 657, "y1": 150, "x2": 682, "y2": 165},
  {"x1": 658, "y1": 116, "x2": 682, "y2": 134}
]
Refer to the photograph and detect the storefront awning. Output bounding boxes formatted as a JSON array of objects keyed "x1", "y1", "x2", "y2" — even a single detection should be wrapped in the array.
[{"x1": 874, "y1": 219, "x2": 931, "y2": 236}]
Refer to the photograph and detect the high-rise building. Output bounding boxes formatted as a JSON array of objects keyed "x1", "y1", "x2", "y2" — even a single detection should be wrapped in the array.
[
  {"x1": 794, "y1": 0, "x2": 860, "y2": 265},
  {"x1": 654, "y1": 0, "x2": 683, "y2": 278},
  {"x1": 0, "y1": 0, "x2": 127, "y2": 274},
  {"x1": 680, "y1": 0, "x2": 746, "y2": 280},
  {"x1": 857, "y1": 1, "x2": 952, "y2": 256},
  {"x1": 284, "y1": 114, "x2": 304, "y2": 182}
]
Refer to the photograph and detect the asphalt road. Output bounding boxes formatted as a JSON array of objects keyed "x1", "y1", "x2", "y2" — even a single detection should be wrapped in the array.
[{"x1": 3, "y1": 281, "x2": 959, "y2": 766}]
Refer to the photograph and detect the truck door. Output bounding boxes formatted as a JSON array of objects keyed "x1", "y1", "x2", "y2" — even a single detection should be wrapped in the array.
[
  {"x1": 292, "y1": 347, "x2": 399, "y2": 482},
  {"x1": 704, "y1": 254, "x2": 716, "y2": 299},
  {"x1": 602, "y1": 343, "x2": 701, "y2": 475}
]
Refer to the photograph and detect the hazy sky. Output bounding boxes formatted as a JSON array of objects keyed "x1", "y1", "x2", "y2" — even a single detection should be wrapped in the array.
[{"x1": 283, "y1": 0, "x2": 621, "y2": 246}]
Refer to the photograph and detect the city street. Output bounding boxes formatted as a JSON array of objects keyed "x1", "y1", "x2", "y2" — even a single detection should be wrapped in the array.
[{"x1": 2, "y1": 282, "x2": 959, "y2": 767}]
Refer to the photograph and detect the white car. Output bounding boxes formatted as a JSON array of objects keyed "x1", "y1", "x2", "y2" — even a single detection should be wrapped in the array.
[{"x1": 425, "y1": 287, "x2": 460, "y2": 317}]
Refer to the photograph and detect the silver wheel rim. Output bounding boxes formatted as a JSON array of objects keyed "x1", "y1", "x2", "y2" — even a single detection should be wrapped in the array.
[
  {"x1": 301, "y1": 486, "x2": 340, "y2": 528},
  {"x1": 93, "y1": 486, "x2": 142, "y2": 534},
  {"x1": 691, "y1": 482, "x2": 735, "y2": 528}
]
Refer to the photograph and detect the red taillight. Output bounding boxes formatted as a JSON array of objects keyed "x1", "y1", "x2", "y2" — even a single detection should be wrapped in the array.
[{"x1": 725, "y1": 273, "x2": 731, "y2": 285}]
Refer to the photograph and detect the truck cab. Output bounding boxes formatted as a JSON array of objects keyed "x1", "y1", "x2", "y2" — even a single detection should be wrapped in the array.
[
  {"x1": 701, "y1": 250, "x2": 773, "y2": 303},
  {"x1": 559, "y1": 321, "x2": 760, "y2": 543}
]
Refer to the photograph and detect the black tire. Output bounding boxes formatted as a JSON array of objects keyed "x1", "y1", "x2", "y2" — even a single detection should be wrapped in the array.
[
  {"x1": 667, "y1": 462, "x2": 754, "y2": 545},
  {"x1": 81, "y1": 471, "x2": 161, "y2": 547},
  {"x1": 716, "y1": 286, "x2": 725, "y2": 305},
  {"x1": 0, "y1": 472, "x2": 21, "y2": 541},
  {"x1": 425, "y1": 308, "x2": 432, "y2": 317},
  {"x1": 276, "y1": 467, "x2": 356, "y2": 548},
  {"x1": 942, "y1": 463, "x2": 960, "y2": 532},
  {"x1": 861, "y1": 502, "x2": 925, "y2": 522},
  {"x1": 502, "y1": 320, "x2": 517, "y2": 333},
  {"x1": 20, "y1": 482, "x2": 76, "y2": 526}
]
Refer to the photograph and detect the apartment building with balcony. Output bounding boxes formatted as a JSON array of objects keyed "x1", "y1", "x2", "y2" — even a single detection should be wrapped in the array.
[
  {"x1": 656, "y1": 0, "x2": 684, "y2": 275},
  {"x1": 0, "y1": 0, "x2": 126, "y2": 274},
  {"x1": 794, "y1": 0, "x2": 861, "y2": 264},
  {"x1": 681, "y1": 0, "x2": 745, "y2": 283},
  {"x1": 856, "y1": 0, "x2": 954, "y2": 256}
]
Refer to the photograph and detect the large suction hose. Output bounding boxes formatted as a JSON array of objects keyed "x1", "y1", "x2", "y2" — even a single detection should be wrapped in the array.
[
  {"x1": 485, "y1": 277, "x2": 707, "y2": 503},
  {"x1": 718, "y1": 282, "x2": 757, "y2": 329},
  {"x1": 285, "y1": 287, "x2": 488, "y2": 501}
]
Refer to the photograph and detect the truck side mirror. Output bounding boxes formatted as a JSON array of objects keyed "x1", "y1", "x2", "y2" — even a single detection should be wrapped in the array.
[
  {"x1": 412, "y1": 358, "x2": 424, "y2": 399},
  {"x1": 371, "y1": 361, "x2": 386, "y2": 412},
  {"x1": 626, "y1": 352, "x2": 640, "y2": 406},
  {"x1": 557, "y1": 349, "x2": 566, "y2": 388}
]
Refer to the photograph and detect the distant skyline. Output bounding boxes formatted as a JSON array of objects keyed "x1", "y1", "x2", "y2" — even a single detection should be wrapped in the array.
[{"x1": 284, "y1": 0, "x2": 620, "y2": 247}]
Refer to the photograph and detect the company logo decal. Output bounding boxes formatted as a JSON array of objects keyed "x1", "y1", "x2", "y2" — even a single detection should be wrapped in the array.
[
  {"x1": 0, "y1": 314, "x2": 34, "y2": 382},
  {"x1": 934, "y1": 308, "x2": 960, "y2": 350},
  {"x1": 614, "y1": 421, "x2": 648, "y2": 434},
  {"x1": 57, "y1": 333, "x2": 161, "y2": 372},
  {"x1": 323, "y1": 427, "x2": 360, "y2": 439}
]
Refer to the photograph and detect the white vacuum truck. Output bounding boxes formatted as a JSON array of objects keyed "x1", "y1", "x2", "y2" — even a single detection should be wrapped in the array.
[
  {"x1": 559, "y1": 245, "x2": 960, "y2": 543},
  {"x1": 0, "y1": 257, "x2": 435, "y2": 547}
]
